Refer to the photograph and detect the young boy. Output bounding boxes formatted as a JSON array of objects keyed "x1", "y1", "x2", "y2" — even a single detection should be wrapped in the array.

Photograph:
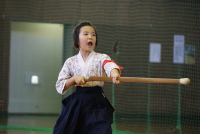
[{"x1": 53, "y1": 21, "x2": 122, "y2": 134}]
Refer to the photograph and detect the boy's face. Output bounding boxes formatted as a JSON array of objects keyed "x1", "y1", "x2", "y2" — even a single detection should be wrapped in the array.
[{"x1": 78, "y1": 26, "x2": 96, "y2": 53}]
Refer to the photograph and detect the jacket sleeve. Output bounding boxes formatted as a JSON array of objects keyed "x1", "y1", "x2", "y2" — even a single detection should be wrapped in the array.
[
  {"x1": 101, "y1": 54, "x2": 121, "y2": 77},
  {"x1": 55, "y1": 59, "x2": 72, "y2": 95}
]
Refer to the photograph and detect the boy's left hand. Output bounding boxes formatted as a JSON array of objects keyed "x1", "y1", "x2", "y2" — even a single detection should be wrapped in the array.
[
  {"x1": 112, "y1": 74, "x2": 122, "y2": 84},
  {"x1": 111, "y1": 68, "x2": 122, "y2": 84}
]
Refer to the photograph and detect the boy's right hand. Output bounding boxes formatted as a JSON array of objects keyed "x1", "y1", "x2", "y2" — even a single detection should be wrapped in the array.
[{"x1": 74, "y1": 76, "x2": 86, "y2": 86}]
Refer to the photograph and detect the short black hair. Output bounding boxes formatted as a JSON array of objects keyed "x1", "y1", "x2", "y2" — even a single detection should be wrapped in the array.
[{"x1": 72, "y1": 21, "x2": 98, "y2": 48}]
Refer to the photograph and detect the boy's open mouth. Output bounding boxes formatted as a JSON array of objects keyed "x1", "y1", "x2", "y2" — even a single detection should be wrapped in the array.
[{"x1": 88, "y1": 42, "x2": 93, "y2": 46}]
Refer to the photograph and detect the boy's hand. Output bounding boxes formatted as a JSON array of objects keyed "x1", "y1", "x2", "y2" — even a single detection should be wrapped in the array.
[
  {"x1": 112, "y1": 74, "x2": 122, "y2": 84},
  {"x1": 111, "y1": 69, "x2": 122, "y2": 84},
  {"x1": 74, "y1": 76, "x2": 86, "y2": 86}
]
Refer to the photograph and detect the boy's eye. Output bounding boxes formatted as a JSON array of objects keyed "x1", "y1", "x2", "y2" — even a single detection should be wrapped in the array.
[
  {"x1": 84, "y1": 33, "x2": 88, "y2": 35},
  {"x1": 93, "y1": 34, "x2": 96, "y2": 36}
]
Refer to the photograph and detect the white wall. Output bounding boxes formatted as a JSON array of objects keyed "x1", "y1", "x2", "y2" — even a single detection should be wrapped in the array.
[{"x1": 9, "y1": 21, "x2": 63, "y2": 114}]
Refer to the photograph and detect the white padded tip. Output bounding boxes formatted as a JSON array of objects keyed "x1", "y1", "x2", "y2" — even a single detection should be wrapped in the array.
[{"x1": 179, "y1": 78, "x2": 190, "y2": 85}]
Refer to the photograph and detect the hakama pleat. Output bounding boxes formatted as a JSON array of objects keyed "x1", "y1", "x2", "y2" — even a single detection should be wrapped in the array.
[{"x1": 53, "y1": 86, "x2": 114, "y2": 134}]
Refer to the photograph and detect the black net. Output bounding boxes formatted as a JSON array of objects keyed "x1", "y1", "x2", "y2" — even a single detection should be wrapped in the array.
[{"x1": 0, "y1": 1, "x2": 200, "y2": 134}]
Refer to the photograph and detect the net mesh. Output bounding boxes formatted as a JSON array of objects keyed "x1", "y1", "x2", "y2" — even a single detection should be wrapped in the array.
[{"x1": 0, "y1": 0, "x2": 200, "y2": 134}]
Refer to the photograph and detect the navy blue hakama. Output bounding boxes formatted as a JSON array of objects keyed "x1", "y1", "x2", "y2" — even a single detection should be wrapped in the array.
[{"x1": 53, "y1": 86, "x2": 114, "y2": 134}]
